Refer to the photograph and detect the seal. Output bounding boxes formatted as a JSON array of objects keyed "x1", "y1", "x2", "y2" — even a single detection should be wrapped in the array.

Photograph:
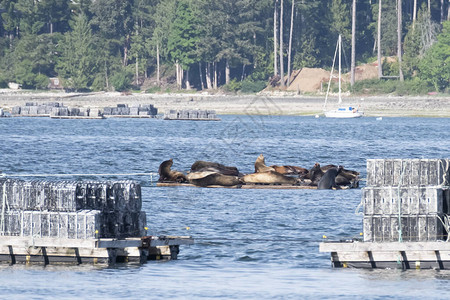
[
  {"x1": 242, "y1": 171, "x2": 300, "y2": 185},
  {"x1": 271, "y1": 165, "x2": 309, "y2": 177},
  {"x1": 158, "y1": 159, "x2": 187, "y2": 183},
  {"x1": 190, "y1": 161, "x2": 240, "y2": 176},
  {"x1": 317, "y1": 166, "x2": 343, "y2": 189},
  {"x1": 254, "y1": 154, "x2": 276, "y2": 173},
  {"x1": 187, "y1": 171, "x2": 242, "y2": 187},
  {"x1": 308, "y1": 163, "x2": 324, "y2": 186}
]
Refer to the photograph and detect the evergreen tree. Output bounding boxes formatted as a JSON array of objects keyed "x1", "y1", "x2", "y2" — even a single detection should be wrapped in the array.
[
  {"x1": 56, "y1": 13, "x2": 97, "y2": 91},
  {"x1": 418, "y1": 20, "x2": 450, "y2": 91},
  {"x1": 167, "y1": 0, "x2": 201, "y2": 88},
  {"x1": 403, "y1": 5, "x2": 439, "y2": 77}
]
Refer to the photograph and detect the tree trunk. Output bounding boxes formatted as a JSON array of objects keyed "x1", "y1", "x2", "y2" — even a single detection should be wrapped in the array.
[
  {"x1": 428, "y1": 0, "x2": 431, "y2": 13},
  {"x1": 413, "y1": 0, "x2": 417, "y2": 28},
  {"x1": 377, "y1": 0, "x2": 383, "y2": 79},
  {"x1": 350, "y1": 0, "x2": 357, "y2": 87},
  {"x1": 105, "y1": 60, "x2": 109, "y2": 89},
  {"x1": 156, "y1": 43, "x2": 160, "y2": 84},
  {"x1": 199, "y1": 62, "x2": 205, "y2": 90},
  {"x1": 185, "y1": 69, "x2": 191, "y2": 90},
  {"x1": 206, "y1": 63, "x2": 212, "y2": 89},
  {"x1": 225, "y1": 59, "x2": 230, "y2": 85},
  {"x1": 287, "y1": 0, "x2": 294, "y2": 87},
  {"x1": 273, "y1": 0, "x2": 278, "y2": 77},
  {"x1": 441, "y1": 0, "x2": 445, "y2": 23},
  {"x1": 176, "y1": 62, "x2": 181, "y2": 89},
  {"x1": 135, "y1": 54, "x2": 139, "y2": 85},
  {"x1": 279, "y1": 0, "x2": 285, "y2": 88},
  {"x1": 397, "y1": 0, "x2": 404, "y2": 81},
  {"x1": 123, "y1": 35, "x2": 130, "y2": 67},
  {"x1": 214, "y1": 62, "x2": 218, "y2": 89}
]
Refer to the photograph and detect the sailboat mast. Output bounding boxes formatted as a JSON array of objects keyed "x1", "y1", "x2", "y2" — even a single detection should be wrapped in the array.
[{"x1": 338, "y1": 34, "x2": 342, "y2": 104}]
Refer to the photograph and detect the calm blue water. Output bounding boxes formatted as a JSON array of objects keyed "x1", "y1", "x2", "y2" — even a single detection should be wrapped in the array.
[{"x1": 0, "y1": 113, "x2": 449, "y2": 299}]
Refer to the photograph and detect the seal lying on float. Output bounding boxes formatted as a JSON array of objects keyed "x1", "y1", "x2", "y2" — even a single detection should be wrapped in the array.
[
  {"x1": 242, "y1": 171, "x2": 300, "y2": 185},
  {"x1": 187, "y1": 171, "x2": 242, "y2": 187},
  {"x1": 158, "y1": 159, "x2": 187, "y2": 183},
  {"x1": 255, "y1": 154, "x2": 308, "y2": 177},
  {"x1": 190, "y1": 160, "x2": 240, "y2": 176}
]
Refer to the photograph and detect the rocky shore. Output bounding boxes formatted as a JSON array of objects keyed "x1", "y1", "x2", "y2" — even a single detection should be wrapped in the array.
[{"x1": 1, "y1": 89, "x2": 449, "y2": 117}]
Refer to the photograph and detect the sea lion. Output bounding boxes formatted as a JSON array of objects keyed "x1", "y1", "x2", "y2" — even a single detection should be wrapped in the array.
[
  {"x1": 308, "y1": 163, "x2": 324, "y2": 186},
  {"x1": 242, "y1": 171, "x2": 300, "y2": 185},
  {"x1": 254, "y1": 154, "x2": 276, "y2": 173},
  {"x1": 158, "y1": 159, "x2": 187, "y2": 183},
  {"x1": 321, "y1": 164, "x2": 359, "y2": 177},
  {"x1": 317, "y1": 166, "x2": 343, "y2": 189},
  {"x1": 190, "y1": 161, "x2": 240, "y2": 176},
  {"x1": 271, "y1": 165, "x2": 309, "y2": 177},
  {"x1": 187, "y1": 171, "x2": 242, "y2": 187}
]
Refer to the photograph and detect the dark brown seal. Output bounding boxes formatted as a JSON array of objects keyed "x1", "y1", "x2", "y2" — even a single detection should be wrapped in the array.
[
  {"x1": 187, "y1": 171, "x2": 242, "y2": 187},
  {"x1": 317, "y1": 166, "x2": 343, "y2": 189},
  {"x1": 190, "y1": 161, "x2": 240, "y2": 176},
  {"x1": 158, "y1": 159, "x2": 187, "y2": 183},
  {"x1": 271, "y1": 165, "x2": 309, "y2": 177}
]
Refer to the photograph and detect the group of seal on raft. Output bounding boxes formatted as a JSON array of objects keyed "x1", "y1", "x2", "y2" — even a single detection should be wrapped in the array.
[{"x1": 158, "y1": 154, "x2": 359, "y2": 189}]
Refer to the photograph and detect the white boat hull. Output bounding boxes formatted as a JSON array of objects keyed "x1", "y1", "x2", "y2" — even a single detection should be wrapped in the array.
[{"x1": 324, "y1": 108, "x2": 363, "y2": 118}]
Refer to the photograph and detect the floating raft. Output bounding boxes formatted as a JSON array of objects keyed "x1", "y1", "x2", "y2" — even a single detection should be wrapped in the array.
[
  {"x1": 50, "y1": 116, "x2": 105, "y2": 119},
  {"x1": 156, "y1": 182, "x2": 318, "y2": 189},
  {"x1": 163, "y1": 109, "x2": 220, "y2": 121},
  {"x1": 0, "y1": 235, "x2": 193, "y2": 265},
  {"x1": 0, "y1": 178, "x2": 193, "y2": 265},
  {"x1": 320, "y1": 241, "x2": 450, "y2": 269},
  {"x1": 320, "y1": 158, "x2": 450, "y2": 269}
]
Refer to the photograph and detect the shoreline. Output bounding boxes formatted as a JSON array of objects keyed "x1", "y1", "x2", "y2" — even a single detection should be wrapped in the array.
[{"x1": 1, "y1": 90, "x2": 449, "y2": 117}]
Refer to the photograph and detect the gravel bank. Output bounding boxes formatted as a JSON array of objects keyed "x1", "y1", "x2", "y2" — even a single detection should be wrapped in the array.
[{"x1": 1, "y1": 90, "x2": 449, "y2": 117}]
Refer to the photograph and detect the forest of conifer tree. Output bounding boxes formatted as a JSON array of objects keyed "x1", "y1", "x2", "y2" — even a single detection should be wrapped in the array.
[{"x1": 0, "y1": 0, "x2": 449, "y2": 93}]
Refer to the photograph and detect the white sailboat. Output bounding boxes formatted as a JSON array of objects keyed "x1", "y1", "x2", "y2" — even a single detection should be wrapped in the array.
[{"x1": 323, "y1": 35, "x2": 363, "y2": 118}]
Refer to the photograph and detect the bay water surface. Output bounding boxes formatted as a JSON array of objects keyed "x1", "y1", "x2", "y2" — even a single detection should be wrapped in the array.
[{"x1": 0, "y1": 112, "x2": 449, "y2": 299}]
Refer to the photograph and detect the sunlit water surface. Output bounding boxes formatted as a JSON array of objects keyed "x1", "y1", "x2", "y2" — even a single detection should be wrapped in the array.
[{"x1": 0, "y1": 114, "x2": 449, "y2": 299}]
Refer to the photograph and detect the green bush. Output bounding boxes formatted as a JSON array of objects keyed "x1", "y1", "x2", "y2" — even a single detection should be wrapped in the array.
[
  {"x1": 146, "y1": 86, "x2": 162, "y2": 93},
  {"x1": 34, "y1": 74, "x2": 49, "y2": 90},
  {"x1": 223, "y1": 79, "x2": 242, "y2": 93},
  {"x1": 111, "y1": 69, "x2": 133, "y2": 92},
  {"x1": 240, "y1": 79, "x2": 266, "y2": 93},
  {"x1": 352, "y1": 78, "x2": 431, "y2": 95}
]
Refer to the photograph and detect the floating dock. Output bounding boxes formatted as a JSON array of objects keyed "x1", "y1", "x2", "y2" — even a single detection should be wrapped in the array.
[
  {"x1": 163, "y1": 109, "x2": 220, "y2": 121},
  {"x1": 320, "y1": 158, "x2": 450, "y2": 269},
  {"x1": 320, "y1": 241, "x2": 450, "y2": 269},
  {"x1": 0, "y1": 235, "x2": 193, "y2": 265},
  {"x1": 0, "y1": 178, "x2": 193, "y2": 265},
  {"x1": 156, "y1": 182, "x2": 318, "y2": 189},
  {"x1": 50, "y1": 116, "x2": 105, "y2": 120}
]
